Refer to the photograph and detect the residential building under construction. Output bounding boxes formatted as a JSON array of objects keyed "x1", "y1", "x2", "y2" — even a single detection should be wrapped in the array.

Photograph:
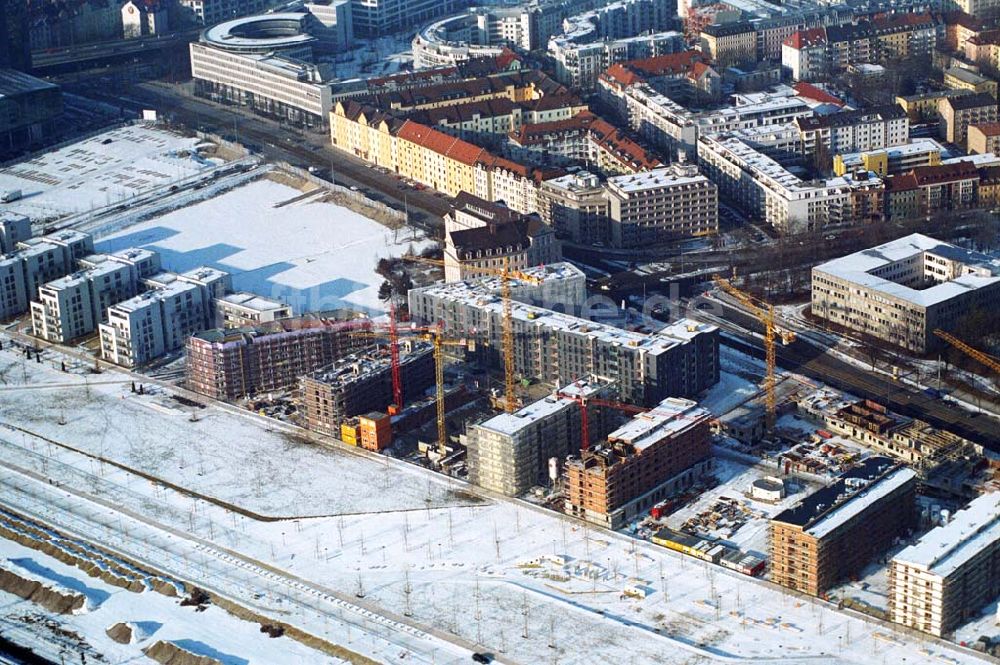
[
  {"x1": 185, "y1": 312, "x2": 371, "y2": 400},
  {"x1": 889, "y1": 492, "x2": 1000, "y2": 637},
  {"x1": 466, "y1": 379, "x2": 615, "y2": 497},
  {"x1": 563, "y1": 397, "x2": 713, "y2": 529},
  {"x1": 300, "y1": 339, "x2": 436, "y2": 438},
  {"x1": 769, "y1": 457, "x2": 917, "y2": 597},
  {"x1": 408, "y1": 263, "x2": 719, "y2": 406}
]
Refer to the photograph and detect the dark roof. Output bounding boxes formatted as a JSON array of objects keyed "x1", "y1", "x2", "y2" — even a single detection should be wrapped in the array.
[
  {"x1": 702, "y1": 21, "x2": 754, "y2": 37},
  {"x1": 796, "y1": 105, "x2": 906, "y2": 131},
  {"x1": 772, "y1": 457, "x2": 903, "y2": 530},
  {"x1": 947, "y1": 92, "x2": 998, "y2": 111},
  {"x1": 450, "y1": 220, "x2": 530, "y2": 255},
  {"x1": 451, "y1": 192, "x2": 522, "y2": 225}
]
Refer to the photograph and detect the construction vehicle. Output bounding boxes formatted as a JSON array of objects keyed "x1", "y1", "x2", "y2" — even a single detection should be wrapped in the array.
[
  {"x1": 934, "y1": 329, "x2": 1000, "y2": 376},
  {"x1": 402, "y1": 254, "x2": 542, "y2": 414},
  {"x1": 713, "y1": 276, "x2": 796, "y2": 430}
]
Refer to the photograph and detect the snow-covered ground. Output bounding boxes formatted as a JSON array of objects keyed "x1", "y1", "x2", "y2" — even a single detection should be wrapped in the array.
[
  {"x1": 96, "y1": 178, "x2": 431, "y2": 316},
  {"x1": 0, "y1": 125, "x2": 211, "y2": 223},
  {"x1": 0, "y1": 341, "x2": 995, "y2": 664},
  {"x1": 0, "y1": 538, "x2": 350, "y2": 664},
  {"x1": 324, "y1": 35, "x2": 415, "y2": 79}
]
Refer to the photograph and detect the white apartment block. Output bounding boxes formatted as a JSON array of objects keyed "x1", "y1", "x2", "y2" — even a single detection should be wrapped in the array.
[
  {"x1": 605, "y1": 165, "x2": 718, "y2": 247},
  {"x1": 601, "y1": 80, "x2": 698, "y2": 159},
  {"x1": 351, "y1": 0, "x2": 465, "y2": 37},
  {"x1": 31, "y1": 258, "x2": 138, "y2": 344},
  {"x1": 811, "y1": 234, "x2": 1000, "y2": 354},
  {"x1": 697, "y1": 133, "x2": 883, "y2": 234},
  {"x1": 190, "y1": 44, "x2": 333, "y2": 127},
  {"x1": 0, "y1": 212, "x2": 31, "y2": 254},
  {"x1": 796, "y1": 106, "x2": 909, "y2": 157},
  {"x1": 215, "y1": 292, "x2": 293, "y2": 329},
  {"x1": 889, "y1": 493, "x2": 1000, "y2": 637},
  {"x1": 696, "y1": 92, "x2": 814, "y2": 136},
  {"x1": 549, "y1": 30, "x2": 684, "y2": 90},
  {"x1": 538, "y1": 172, "x2": 610, "y2": 246}
]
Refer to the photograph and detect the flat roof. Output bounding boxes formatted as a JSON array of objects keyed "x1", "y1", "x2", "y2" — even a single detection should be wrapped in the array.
[
  {"x1": 0, "y1": 69, "x2": 59, "y2": 97},
  {"x1": 607, "y1": 397, "x2": 710, "y2": 451},
  {"x1": 773, "y1": 457, "x2": 915, "y2": 538},
  {"x1": 477, "y1": 380, "x2": 608, "y2": 437},
  {"x1": 201, "y1": 13, "x2": 317, "y2": 49},
  {"x1": 218, "y1": 292, "x2": 290, "y2": 312},
  {"x1": 813, "y1": 233, "x2": 1000, "y2": 307},
  {"x1": 893, "y1": 492, "x2": 1000, "y2": 578},
  {"x1": 606, "y1": 166, "x2": 710, "y2": 194}
]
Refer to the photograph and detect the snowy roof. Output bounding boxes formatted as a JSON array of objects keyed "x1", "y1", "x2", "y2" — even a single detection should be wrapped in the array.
[
  {"x1": 607, "y1": 397, "x2": 710, "y2": 451},
  {"x1": 941, "y1": 152, "x2": 1000, "y2": 168},
  {"x1": 893, "y1": 492, "x2": 1000, "y2": 578},
  {"x1": 813, "y1": 233, "x2": 1000, "y2": 307},
  {"x1": 836, "y1": 138, "x2": 943, "y2": 167},
  {"x1": 201, "y1": 13, "x2": 318, "y2": 50},
  {"x1": 476, "y1": 393, "x2": 578, "y2": 436},
  {"x1": 218, "y1": 292, "x2": 289, "y2": 313},
  {"x1": 606, "y1": 166, "x2": 710, "y2": 194}
]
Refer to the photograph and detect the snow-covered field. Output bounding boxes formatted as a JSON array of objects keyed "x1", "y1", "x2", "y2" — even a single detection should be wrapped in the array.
[
  {"x1": 0, "y1": 125, "x2": 211, "y2": 222},
  {"x1": 0, "y1": 346, "x2": 469, "y2": 518},
  {"x1": 0, "y1": 340, "x2": 994, "y2": 664},
  {"x1": 97, "y1": 178, "x2": 431, "y2": 316},
  {"x1": 0, "y1": 539, "x2": 347, "y2": 664}
]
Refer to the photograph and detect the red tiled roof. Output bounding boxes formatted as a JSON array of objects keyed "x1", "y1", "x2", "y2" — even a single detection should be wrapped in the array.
[
  {"x1": 971, "y1": 122, "x2": 1000, "y2": 136},
  {"x1": 627, "y1": 50, "x2": 702, "y2": 77},
  {"x1": 793, "y1": 82, "x2": 844, "y2": 107},
  {"x1": 888, "y1": 162, "x2": 980, "y2": 191},
  {"x1": 783, "y1": 27, "x2": 826, "y2": 49},
  {"x1": 603, "y1": 64, "x2": 641, "y2": 87},
  {"x1": 688, "y1": 61, "x2": 714, "y2": 80}
]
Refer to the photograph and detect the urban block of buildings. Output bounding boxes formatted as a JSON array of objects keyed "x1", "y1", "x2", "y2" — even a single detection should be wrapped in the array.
[
  {"x1": 301, "y1": 339, "x2": 435, "y2": 438},
  {"x1": 811, "y1": 233, "x2": 1000, "y2": 354},
  {"x1": 564, "y1": 396, "x2": 714, "y2": 529},
  {"x1": 889, "y1": 492, "x2": 1000, "y2": 637},
  {"x1": 770, "y1": 457, "x2": 917, "y2": 596},
  {"x1": 185, "y1": 312, "x2": 372, "y2": 400},
  {"x1": 408, "y1": 263, "x2": 720, "y2": 407}
]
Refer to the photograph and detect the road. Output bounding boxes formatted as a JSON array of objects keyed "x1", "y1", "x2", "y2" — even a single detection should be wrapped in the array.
[
  {"x1": 703, "y1": 299, "x2": 1000, "y2": 450},
  {"x1": 68, "y1": 80, "x2": 453, "y2": 226}
]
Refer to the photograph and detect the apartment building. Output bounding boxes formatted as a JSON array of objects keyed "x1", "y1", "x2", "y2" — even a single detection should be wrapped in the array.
[
  {"x1": 31, "y1": 256, "x2": 139, "y2": 344},
  {"x1": 538, "y1": 172, "x2": 612, "y2": 245},
  {"x1": 467, "y1": 379, "x2": 612, "y2": 496},
  {"x1": 599, "y1": 50, "x2": 720, "y2": 105},
  {"x1": 350, "y1": 0, "x2": 464, "y2": 37},
  {"x1": 100, "y1": 277, "x2": 208, "y2": 369},
  {"x1": 604, "y1": 165, "x2": 718, "y2": 247},
  {"x1": 944, "y1": 67, "x2": 998, "y2": 99},
  {"x1": 215, "y1": 292, "x2": 293, "y2": 329},
  {"x1": 697, "y1": 133, "x2": 884, "y2": 234},
  {"x1": 700, "y1": 22, "x2": 757, "y2": 68},
  {"x1": 506, "y1": 111, "x2": 662, "y2": 176},
  {"x1": 564, "y1": 397, "x2": 713, "y2": 529},
  {"x1": 896, "y1": 90, "x2": 973, "y2": 124},
  {"x1": 408, "y1": 268, "x2": 720, "y2": 407},
  {"x1": 967, "y1": 122, "x2": 1000, "y2": 157},
  {"x1": 178, "y1": 0, "x2": 276, "y2": 25},
  {"x1": 607, "y1": 81, "x2": 699, "y2": 159},
  {"x1": 833, "y1": 138, "x2": 943, "y2": 177},
  {"x1": 796, "y1": 106, "x2": 909, "y2": 159},
  {"x1": 444, "y1": 193, "x2": 560, "y2": 282},
  {"x1": 889, "y1": 493, "x2": 1000, "y2": 637},
  {"x1": 940, "y1": 92, "x2": 999, "y2": 148},
  {"x1": 0, "y1": 231, "x2": 95, "y2": 321},
  {"x1": 549, "y1": 31, "x2": 686, "y2": 91},
  {"x1": 770, "y1": 457, "x2": 918, "y2": 596},
  {"x1": 185, "y1": 313, "x2": 371, "y2": 400},
  {"x1": 0, "y1": 213, "x2": 30, "y2": 254},
  {"x1": 301, "y1": 340, "x2": 435, "y2": 437},
  {"x1": 782, "y1": 27, "x2": 828, "y2": 81},
  {"x1": 884, "y1": 162, "x2": 980, "y2": 220},
  {"x1": 811, "y1": 234, "x2": 1000, "y2": 354}
]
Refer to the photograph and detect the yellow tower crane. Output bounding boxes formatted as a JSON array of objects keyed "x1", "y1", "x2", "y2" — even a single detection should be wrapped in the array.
[
  {"x1": 713, "y1": 275, "x2": 796, "y2": 430},
  {"x1": 934, "y1": 329, "x2": 1000, "y2": 375},
  {"x1": 402, "y1": 254, "x2": 542, "y2": 413}
]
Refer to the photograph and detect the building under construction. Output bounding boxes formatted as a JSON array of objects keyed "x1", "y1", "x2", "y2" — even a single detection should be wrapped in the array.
[
  {"x1": 564, "y1": 397, "x2": 714, "y2": 529},
  {"x1": 769, "y1": 457, "x2": 917, "y2": 597},
  {"x1": 185, "y1": 312, "x2": 371, "y2": 400},
  {"x1": 408, "y1": 263, "x2": 719, "y2": 406},
  {"x1": 466, "y1": 379, "x2": 615, "y2": 497},
  {"x1": 301, "y1": 339, "x2": 436, "y2": 438}
]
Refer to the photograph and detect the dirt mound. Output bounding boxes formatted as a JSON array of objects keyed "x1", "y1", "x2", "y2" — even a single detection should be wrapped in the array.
[
  {"x1": 106, "y1": 621, "x2": 134, "y2": 644},
  {"x1": 143, "y1": 640, "x2": 223, "y2": 665},
  {"x1": 0, "y1": 567, "x2": 86, "y2": 614}
]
